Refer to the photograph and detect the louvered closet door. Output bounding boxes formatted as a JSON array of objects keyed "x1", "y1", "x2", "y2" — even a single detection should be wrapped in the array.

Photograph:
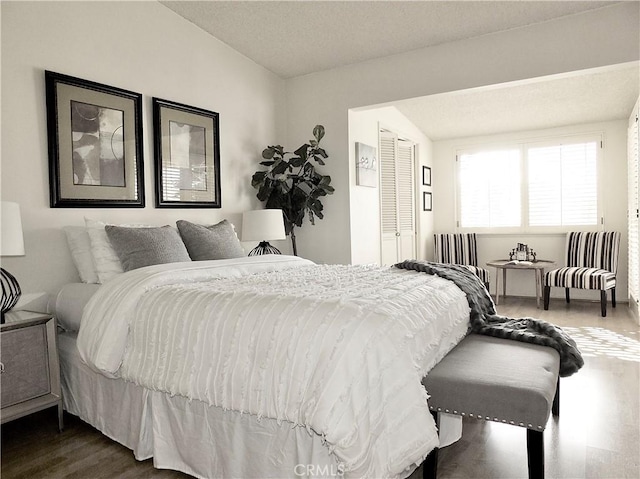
[
  {"x1": 397, "y1": 140, "x2": 416, "y2": 260},
  {"x1": 379, "y1": 131, "x2": 416, "y2": 265},
  {"x1": 628, "y1": 101, "x2": 639, "y2": 309}
]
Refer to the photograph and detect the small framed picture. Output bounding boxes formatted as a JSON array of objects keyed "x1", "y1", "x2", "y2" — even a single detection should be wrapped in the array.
[
  {"x1": 46, "y1": 71, "x2": 144, "y2": 207},
  {"x1": 422, "y1": 165, "x2": 431, "y2": 186},
  {"x1": 355, "y1": 142, "x2": 377, "y2": 188},
  {"x1": 153, "y1": 98, "x2": 221, "y2": 208},
  {"x1": 423, "y1": 191, "x2": 432, "y2": 211}
]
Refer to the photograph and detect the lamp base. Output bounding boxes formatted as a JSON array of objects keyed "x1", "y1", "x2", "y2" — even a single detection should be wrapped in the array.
[
  {"x1": 248, "y1": 241, "x2": 282, "y2": 256},
  {"x1": 1, "y1": 267, "x2": 21, "y2": 324}
]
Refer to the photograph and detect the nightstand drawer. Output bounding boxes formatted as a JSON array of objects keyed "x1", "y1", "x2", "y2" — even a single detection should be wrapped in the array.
[
  {"x1": 1, "y1": 324, "x2": 51, "y2": 407},
  {"x1": 1, "y1": 311, "x2": 63, "y2": 431}
]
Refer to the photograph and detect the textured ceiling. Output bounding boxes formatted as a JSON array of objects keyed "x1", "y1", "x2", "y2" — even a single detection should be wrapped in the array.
[
  {"x1": 160, "y1": 1, "x2": 638, "y2": 139},
  {"x1": 161, "y1": 0, "x2": 617, "y2": 78},
  {"x1": 393, "y1": 64, "x2": 640, "y2": 140}
]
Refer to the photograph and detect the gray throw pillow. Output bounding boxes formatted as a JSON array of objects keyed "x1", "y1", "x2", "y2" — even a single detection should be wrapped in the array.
[
  {"x1": 105, "y1": 225, "x2": 191, "y2": 272},
  {"x1": 176, "y1": 219, "x2": 245, "y2": 260}
]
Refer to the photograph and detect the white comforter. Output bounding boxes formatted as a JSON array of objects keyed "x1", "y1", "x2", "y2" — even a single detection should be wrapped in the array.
[{"x1": 78, "y1": 255, "x2": 470, "y2": 478}]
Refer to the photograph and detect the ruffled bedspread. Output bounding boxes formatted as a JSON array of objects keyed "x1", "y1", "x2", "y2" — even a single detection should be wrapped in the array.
[{"x1": 78, "y1": 255, "x2": 471, "y2": 478}]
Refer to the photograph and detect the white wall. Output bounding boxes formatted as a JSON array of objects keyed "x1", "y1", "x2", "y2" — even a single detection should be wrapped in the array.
[
  {"x1": 348, "y1": 106, "x2": 433, "y2": 265},
  {"x1": 432, "y1": 120, "x2": 630, "y2": 301},
  {"x1": 0, "y1": 1, "x2": 286, "y2": 295},
  {"x1": 285, "y1": 3, "x2": 639, "y2": 265}
]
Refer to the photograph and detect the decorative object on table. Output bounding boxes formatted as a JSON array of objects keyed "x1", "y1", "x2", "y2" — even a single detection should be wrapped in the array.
[
  {"x1": 251, "y1": 125, "x2": 334, "y2": 256},
  {"x1": 509, "y1": 243, "x2": 536, "y2": 262},
  {"x1": 153, "y1": 98, "x2": 221, "y2": 208},
  {"x1": 355, "y1": 142, "x2": 377, "y2": 188},
  {"x1": 422, "y1": 166, "x2": 432, "y2": 186},
  {"x1": 241, "y1": 209, "x2": 287, "y2": 256},
  {"x1": 0, "y1": 202, "x2": 25, "y2": 323},
  {"x1": 45, "y1": 71, "x2": 144, "y2": 208},
  {"x1": 423, "y1": 191, "x2": 432, "y2": 211}
]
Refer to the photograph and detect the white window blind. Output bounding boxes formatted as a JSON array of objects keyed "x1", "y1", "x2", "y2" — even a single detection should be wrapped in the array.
[
  {"x1": 528, "y1": 141, "x2": 598, "y2": 226},
  {"x1": 457, "y1": 133, "x2": 601, "y2": 232},
  {"x1": 458, "y1": 149, "x2": 521, "y2": 228}
]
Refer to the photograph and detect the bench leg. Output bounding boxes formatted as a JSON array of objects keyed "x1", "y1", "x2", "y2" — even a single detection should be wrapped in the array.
[
  {"x1": 423, "y1": 410, "x2": 440, "y2": 479},
  {"x1": 565, "y1": 288, "x2": 570, "y2": 304},
  {"x1": 423, "y1": 447, "x2": 438, "y2": 479},
  {"x1": 552, "y1": 378, "x2": 560, "y2": 416},
  {"x1": 527, "y1": 429, "x2": 544, "y2": 479}
]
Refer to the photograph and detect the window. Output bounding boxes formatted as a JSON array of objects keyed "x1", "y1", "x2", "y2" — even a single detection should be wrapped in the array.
[
  {"x1": 457, "y1": 134, "x2": 601, "y2": 231},
  {"x1": 458, "y1": 149, "x2": 521, "y2": 228},
  {"x1": 528, "y1": 141, "x2": 598, "y2": 226}
]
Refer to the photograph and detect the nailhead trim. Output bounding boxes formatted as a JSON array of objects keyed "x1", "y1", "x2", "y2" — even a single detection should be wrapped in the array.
[{"x1": 427, "y1": 406, "x2": 547, "y2": 430}]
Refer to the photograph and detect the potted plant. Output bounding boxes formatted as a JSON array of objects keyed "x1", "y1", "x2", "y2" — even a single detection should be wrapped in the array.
[{"x1": 251, "y1": 125, "x2": 334, "y2": 256}]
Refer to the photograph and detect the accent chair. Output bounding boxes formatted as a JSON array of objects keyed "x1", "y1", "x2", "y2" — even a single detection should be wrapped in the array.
[
  {"x1": 434, "y1": 233, "x2": 490, "y2": 290},
  {"x1": 543, "y1": 231, "x2": 621, "y2": 317}
]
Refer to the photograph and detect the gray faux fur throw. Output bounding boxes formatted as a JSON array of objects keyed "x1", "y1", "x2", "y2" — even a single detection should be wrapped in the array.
[{"x1": 395, "y1": 259, "x2": 584, "y2": 377}]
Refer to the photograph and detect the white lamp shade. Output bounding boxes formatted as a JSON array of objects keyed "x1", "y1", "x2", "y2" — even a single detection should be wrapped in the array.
[
  {"x1": 241, "y1": 209, "x2": 286, "y2": 242},
  {"x1": 1, "y1": 202, "x2": 25, "y2": 257}
]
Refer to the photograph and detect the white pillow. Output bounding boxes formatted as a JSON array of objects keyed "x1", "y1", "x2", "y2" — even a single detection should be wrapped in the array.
[
  {"x1": 85, "y1": 218, "x2": 148, "y2": 283},
  {"x1": 63, "y1": 226, "x2": 99, "y2": 284},
  {"x1": 53, "y1": 282, "x2": 101, "y2": 331}
]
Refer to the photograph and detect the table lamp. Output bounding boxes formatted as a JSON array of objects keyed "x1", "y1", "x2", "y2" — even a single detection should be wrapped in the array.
[
  {"x1": 241, "y1": 209, "x2": 286, "y2": 256},
  {"x1": 1, "y1": 202, "x2": 25, "y2": 323}
]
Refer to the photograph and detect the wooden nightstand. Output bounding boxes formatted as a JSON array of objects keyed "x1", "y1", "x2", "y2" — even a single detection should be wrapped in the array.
[{"x1": 1, "y1": 310, "x2": 63, "y2": 431}]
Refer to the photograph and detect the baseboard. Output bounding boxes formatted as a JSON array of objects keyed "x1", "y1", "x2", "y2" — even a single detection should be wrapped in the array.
[
  {"x1": 629, "y1": 297, "x2": 639, "y2": 325},
  {"x1": 494, "y1": 293, "x2": 629, "y2": 305}
]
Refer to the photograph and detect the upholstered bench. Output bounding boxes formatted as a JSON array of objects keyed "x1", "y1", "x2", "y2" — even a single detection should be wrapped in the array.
[{"x1": 422, "y1": 334, "x2": 560, "y2": 479}]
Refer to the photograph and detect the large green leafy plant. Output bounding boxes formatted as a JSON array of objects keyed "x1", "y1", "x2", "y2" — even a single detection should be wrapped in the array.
[{"x1": 251, "y1": 125, "x2": 334, "y2": 256}]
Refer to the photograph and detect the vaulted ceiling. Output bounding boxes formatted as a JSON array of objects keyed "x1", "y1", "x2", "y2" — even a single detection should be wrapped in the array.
[{"x1": 161, "y1": 1, "x2": 639, "y2": 139}]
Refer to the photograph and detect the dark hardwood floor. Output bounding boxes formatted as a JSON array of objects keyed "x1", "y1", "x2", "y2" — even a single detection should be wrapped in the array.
[
  {"x1": 1, "y1": 410, "x2": 189, "y2": 479},
  {"x1": 2, "y1": 297, "x2": 638, "y2": 478},
  {"x1": 408, "y1": 297, "x2": 640, "y2": 479}
]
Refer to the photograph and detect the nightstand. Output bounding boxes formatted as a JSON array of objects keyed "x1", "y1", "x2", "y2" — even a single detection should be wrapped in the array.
[{"x1": 0, "y1": 310, "x2": 63, "y2": 431}]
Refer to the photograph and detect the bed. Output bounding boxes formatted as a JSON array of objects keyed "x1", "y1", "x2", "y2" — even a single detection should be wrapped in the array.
[{"x1": 53, "y1": 253, "x2": 471, "y2": 479}]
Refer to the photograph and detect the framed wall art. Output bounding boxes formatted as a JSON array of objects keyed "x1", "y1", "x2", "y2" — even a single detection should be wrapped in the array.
[
  {"x1": 355, "y1": 142, "x2": 377, "y2": 188},
  {"x1": 45, "y1": 71, "x2": 144, "y2": 208},
  {"x1": 422, "y1": 165, "x2": 431, "y2": 186},
  {"x1": 153, "y1": 98, "x2": 221, "y2": 208},
  {"x1": 423, "y1": 191, "x2": 432, "y2": 212}
]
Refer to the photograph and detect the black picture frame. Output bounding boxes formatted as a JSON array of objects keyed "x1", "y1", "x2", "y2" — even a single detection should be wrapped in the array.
[
  {"x1": 153, "y1": 98, "x2": 221, "y2": 208},
  {"x1": 45, "y1": 71, "x2": 144, "y2": 208},
  {"x1": 423, "y1": 191, "x2": 432, "y2": 211},
  {"x1": 422, "y1": 165, "x2": 431, "y2": 186}
]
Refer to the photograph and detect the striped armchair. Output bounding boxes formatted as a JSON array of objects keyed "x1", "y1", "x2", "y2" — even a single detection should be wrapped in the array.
[
  {"x1": 543, "y1": 232, "x2": 621, "y2": 317},
  {"x1": 434, "y1": 233, "x2": 490, "y2": 290}
]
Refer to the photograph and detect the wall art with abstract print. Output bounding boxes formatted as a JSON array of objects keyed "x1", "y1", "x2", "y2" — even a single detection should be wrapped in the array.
[{"x1": 45, "y1": 71, "x2": 144, "y2": 207}]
